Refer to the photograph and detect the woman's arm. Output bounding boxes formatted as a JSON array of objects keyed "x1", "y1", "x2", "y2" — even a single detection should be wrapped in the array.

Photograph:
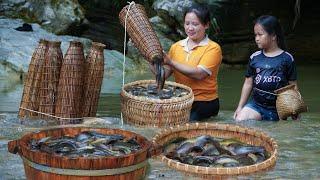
[
  {"x1": 233, "y1": 77, "x2": 253, "y2": 119},
  {"x1": 163, "y1": 53, "x2": 209, "y2": 80}
]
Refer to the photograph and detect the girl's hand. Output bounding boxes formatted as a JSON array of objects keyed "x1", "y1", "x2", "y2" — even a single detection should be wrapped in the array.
[{"x1": 233, "y1": 107, "x2": 242, "y2": 120}]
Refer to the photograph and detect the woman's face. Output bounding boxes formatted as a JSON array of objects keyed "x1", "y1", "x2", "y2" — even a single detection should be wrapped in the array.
[
  {"x1": 184, "y1": 12, "x2": 209, "y2": 42},
  {"x1": 254, "y1": 23, "x2": 276, "y2": 49}
]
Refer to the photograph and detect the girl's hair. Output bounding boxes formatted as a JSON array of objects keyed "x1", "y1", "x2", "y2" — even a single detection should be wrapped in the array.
[
  {"x1": 184, "y1": 4, "x2": 210, "y2": 25},
  {"x1": 255, "y1": 15, "x2": 287, "y2": 50}
]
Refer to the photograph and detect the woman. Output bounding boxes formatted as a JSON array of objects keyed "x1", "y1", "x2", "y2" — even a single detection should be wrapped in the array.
[{"x1": 151, "y1": 4, "x2": 222, "y2": 121}]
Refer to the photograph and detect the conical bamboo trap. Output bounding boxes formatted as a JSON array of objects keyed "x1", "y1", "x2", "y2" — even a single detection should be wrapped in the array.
[
  {"x1": 54, "y1": 41, "x2": 85, "y2": 123},
  {"x1": 38, "y1": 41, "x2": 63, "y2": 119},
  {"x1": 18, "y1": 39, "x2": 48, "y2": 118},
  {"x1": 119, "y1": 3, "x2": 163, "y2": 63},
  {"x1": 152, "y1": 123, "x2": 278, "y2": 177},
  {"x1": 120, "y1": 80, "x2": 194, "y2": 127},
  {"x1": 82, "y1": 42, "x2": 106, "y2": 117},
  {"x1": 274, "y1": 84, "x2": 308, "y2": 120}
]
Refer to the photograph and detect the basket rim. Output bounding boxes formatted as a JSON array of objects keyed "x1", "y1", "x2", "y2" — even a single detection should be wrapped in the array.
[
  {"x1": 152, "y1": 122, "x2": 278, "y2": 176},
  {"x1": 16, "y1": 127, "x2": 152, "y2": 168},
  {"x1": 121, "y1": 80, "x2": 194, "y2": 104},
  {"x1": 274, "y1": 84, "x2": 296, "y2": 94}
]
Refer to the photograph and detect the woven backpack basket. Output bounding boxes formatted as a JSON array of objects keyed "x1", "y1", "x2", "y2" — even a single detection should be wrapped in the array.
[{"x1": 274, "y1": 84, "x2": 307, "y2": 119}]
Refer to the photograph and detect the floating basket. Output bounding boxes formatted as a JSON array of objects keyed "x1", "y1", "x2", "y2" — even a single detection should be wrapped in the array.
[
  {"x1": 54, "y1": 41, "x2": 85, "y2": 122},
  {"x1": 38, "y1": 41, "x2": 63, "y2": 119},
  {"x1": 82, "y1": 42, "x2": 106, "y2": 117},
  {"x1": 275, "y1": 84, "x2": 308, "y2": 120},
  {"x1": 152, "y1": 123, "x2": 278, "y2": 177},
  {"x1": 8, "y1": 127, "x2": 158, "y2": 180},
  {"x1": 120, "y1": 80, "x2": 194, "y2": 127},
  {"x1": 19, "y1": 39, "x2": 48, "y2": 118},
  {"x1": 119, "y1": 3, "x2": 163, "y2": 63}
]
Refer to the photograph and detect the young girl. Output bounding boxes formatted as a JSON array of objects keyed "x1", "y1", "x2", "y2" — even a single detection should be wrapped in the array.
[{"x1": 233, "y1": 15, "x2": 298, "y2": 121}]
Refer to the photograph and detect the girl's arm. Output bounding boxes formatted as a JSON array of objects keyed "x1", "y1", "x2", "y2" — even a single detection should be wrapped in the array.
[
  {"x1": 233, "y1": 77, "x2": 253, "y2": 119},
  {"x1": 163, "y1": 53, "x2": 208, "y2": 80}
]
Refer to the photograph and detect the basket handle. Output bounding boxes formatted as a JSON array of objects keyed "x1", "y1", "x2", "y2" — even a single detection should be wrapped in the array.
[
  {"x1": 147, "y1": 142, "x2": 162, "y2": 158},
  {"x1": 8, "y1": 139, "x2": 20, "y2": 154}
]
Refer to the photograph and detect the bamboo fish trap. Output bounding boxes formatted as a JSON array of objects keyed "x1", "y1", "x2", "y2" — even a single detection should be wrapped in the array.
[
  {"x1": 8, "y1": 127, "x2": 159, "y2": 180},
  {"x1": 54, "y1": 41, "x2": 85, "y2": 123},
  {"x1": 119, "y1": 3, "x2": 163, "y2": 63},
  {"x1": 274, "y1": 84, "x2": 308, "y2": 120},
  {"x1": 82, "y1": 42, "x2": 106, "y2": 117},
  {"x1": 18, "y1": 39, "x2": 48, "y2": 118},
  {"x1": 38, "y1": 41, "x2": 63, "y2": 119},
  {"x1": 120, "y1": 80, "x2": 194, "y2": 127},
  {"x1": 152, "y1": 123, "x2": 278, "y2": 178}
]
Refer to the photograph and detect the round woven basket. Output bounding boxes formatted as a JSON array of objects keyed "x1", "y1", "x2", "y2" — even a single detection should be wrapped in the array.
[
  {"x1": 152, "y1": 123, "x2": 278, "y2": 177},
  {"x1": 120, "y1": 80, "x2": 194, "y2": 127},
  {"x1": 274, "y1": 84, "x2": 307, "y2": 120}
]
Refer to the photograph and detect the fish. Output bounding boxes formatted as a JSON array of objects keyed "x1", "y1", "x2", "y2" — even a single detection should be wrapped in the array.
[
  {"x1": 193, "y1": 156, "x2": 215, "y2": 166},
  {"x1": 155, "y1": 60, "x2": 165, "y2": 91},
  {"x1": 227, "y1": 143, "x2": 266, "y2": 155}
]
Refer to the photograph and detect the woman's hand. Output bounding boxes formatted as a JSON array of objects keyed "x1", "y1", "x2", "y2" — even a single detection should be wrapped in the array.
[{"x1": 163, "y1": 51, "x2": 173, "y2": 66}]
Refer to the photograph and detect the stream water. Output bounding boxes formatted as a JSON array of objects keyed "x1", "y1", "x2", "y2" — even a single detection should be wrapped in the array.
[{"x1": 0, "y1": 64, "x2": 319, "y2": 179}]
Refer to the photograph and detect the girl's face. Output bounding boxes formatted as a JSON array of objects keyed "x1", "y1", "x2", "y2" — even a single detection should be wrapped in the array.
[
  {"x1": 254, "y1": 23, "x2": 276, "y2": 49},
  {"x1": 184, "y1": 12, "x2": 209, "y2": 43}
]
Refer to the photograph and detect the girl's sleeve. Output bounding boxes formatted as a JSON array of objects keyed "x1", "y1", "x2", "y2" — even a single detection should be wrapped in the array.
[
  {"x1": 287, "y1": 59, "x2": 297, "y2": 80},
  {"x1": 245, "y1": 59, "x2": 254, "y2": 77}
]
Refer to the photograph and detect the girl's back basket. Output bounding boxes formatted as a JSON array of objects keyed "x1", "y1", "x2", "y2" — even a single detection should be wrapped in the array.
[{"x1": 274, "y1": 84, "x2": 307, "y2": 120}]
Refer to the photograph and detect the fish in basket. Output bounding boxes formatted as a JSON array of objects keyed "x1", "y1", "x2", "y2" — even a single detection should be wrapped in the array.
[
  {"x1": 8, "y1": 127, "x2": 160, "y2": 180},
  {"x1": 152, "y1": 123, "x2": 278, "y2": 177},
  {"x1": 120, "y1": 80, "x2": 194, "y2": 127}
]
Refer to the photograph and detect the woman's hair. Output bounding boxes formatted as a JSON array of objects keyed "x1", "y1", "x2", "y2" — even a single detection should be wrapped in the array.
[
  {"x1": 184, "y1": 4, "x2": 210, "y2": 25},
  {"x1": 255, "y1": 15, "x2": 287, "y2": 50}
]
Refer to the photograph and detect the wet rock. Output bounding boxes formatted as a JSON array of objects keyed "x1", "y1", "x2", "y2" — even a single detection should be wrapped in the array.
[
  {"x1": 0, "y1": 0, "x2": 85, "y2": 34},
  {"x1": 0, "y1": 17, "x2": 91, "y2": 77}
]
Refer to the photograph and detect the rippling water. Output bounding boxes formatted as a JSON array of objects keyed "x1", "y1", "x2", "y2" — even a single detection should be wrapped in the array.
[{"x1": 0, "y1": 65, "x2": 319, "y2": 179}]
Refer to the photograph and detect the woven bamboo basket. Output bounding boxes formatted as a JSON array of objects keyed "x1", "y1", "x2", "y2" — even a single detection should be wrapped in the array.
[
  {"x1": 274, "y1": 84, "x2": 308, "y2": 120},
  {"x1": 119, "y1": 3, "x2": 163, "y2": 63},
  {"x1": 152, "y1": 123, "x2": 278, "y2": 178},
  {"x1": 54, "y1": 41, "x2": 85, "y2": 123},
  {"x1": 120, "y1": 80, "x2": 194, "y2": 127},
  {"x1": 8, "y1": 127, "x2": 159, "y2": 180},
  {"x1": 82, "y1": 42, "x2": 106, "y2": 117},
  {"x1": 19, "y1": 39, "x2": 48, "y2": 118},
  {"x1": 38, "y1": 41, "x2": 63, "y2": 119}
]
